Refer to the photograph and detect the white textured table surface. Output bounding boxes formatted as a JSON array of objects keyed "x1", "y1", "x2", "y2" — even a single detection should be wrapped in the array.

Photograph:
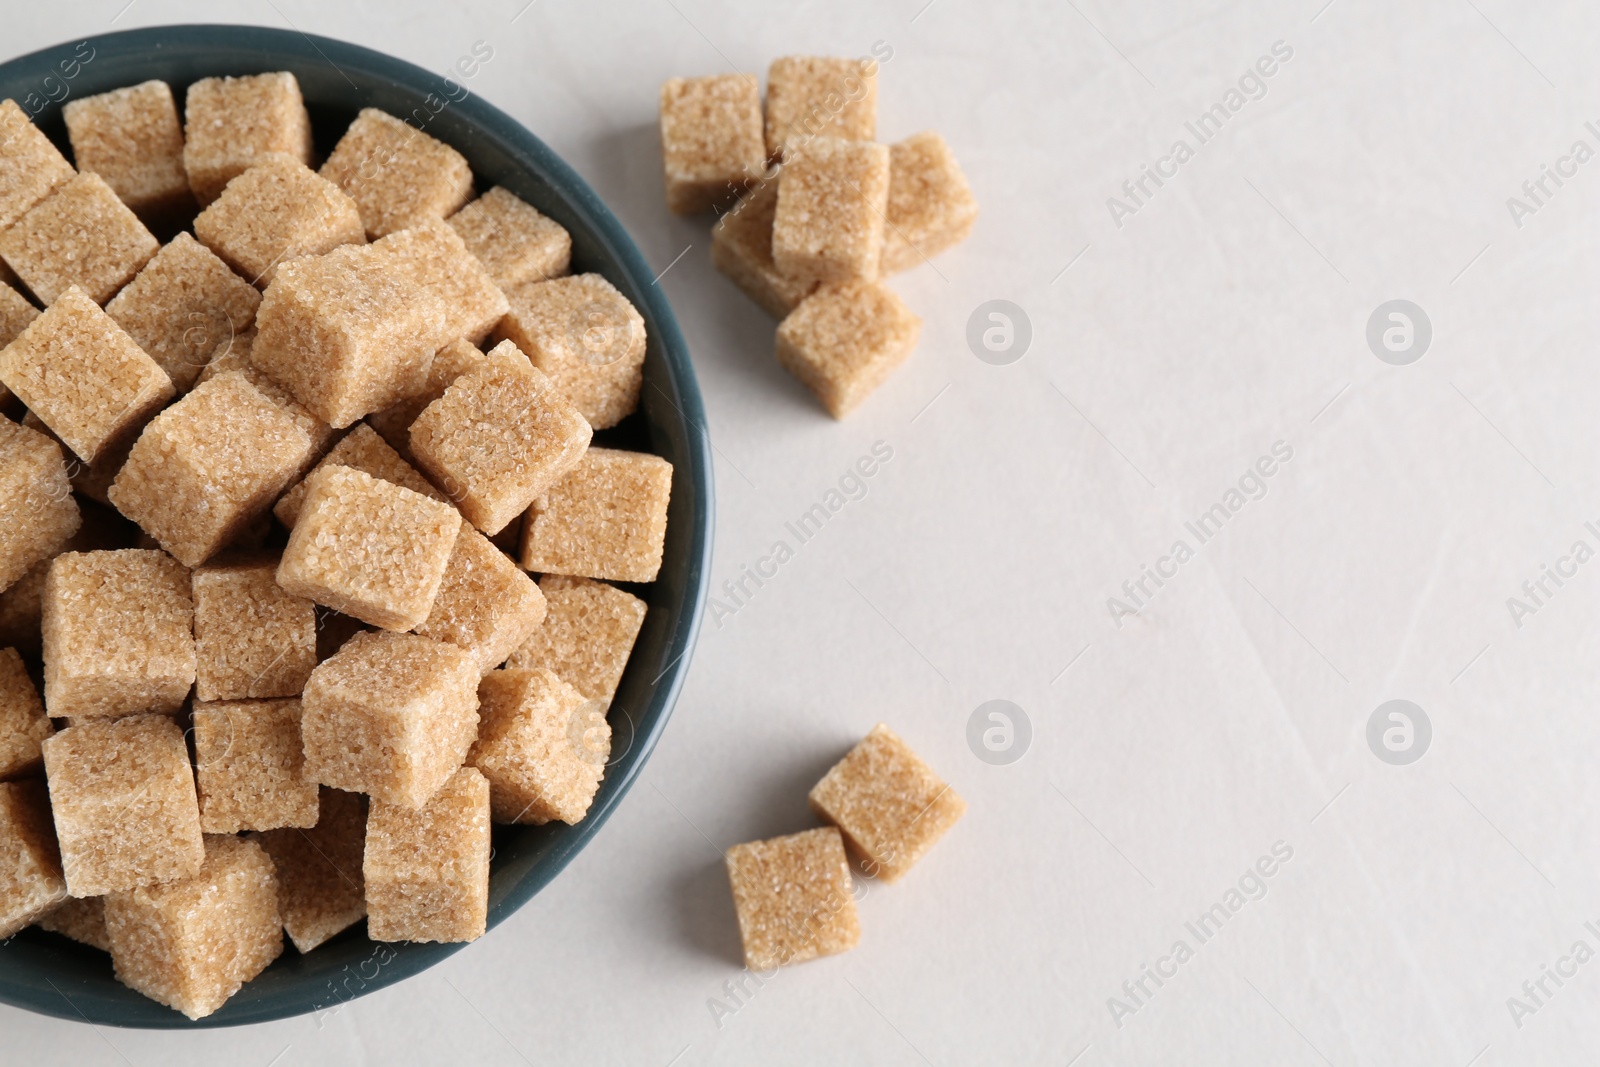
[{"x1": 7, "y1": 1, "x2": 1600, "y2": 1063}]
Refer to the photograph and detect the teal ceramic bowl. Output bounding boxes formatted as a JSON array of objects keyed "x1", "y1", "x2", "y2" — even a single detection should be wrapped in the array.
[{"x1": 0, "y1": 25, "x2": 712, "y2": 1028}]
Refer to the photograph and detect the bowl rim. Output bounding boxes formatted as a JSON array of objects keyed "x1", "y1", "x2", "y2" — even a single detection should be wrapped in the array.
[{"x1": 0, "y1": 22, "x2": 713, "y2": 1029}]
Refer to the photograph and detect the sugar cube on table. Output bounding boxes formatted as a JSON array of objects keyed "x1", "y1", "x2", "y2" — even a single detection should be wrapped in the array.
[
  {"x1": 182, "y1": 72, "x2": 313, "y2": 206},
  {"x1": 41, "y1": 549, "x2": 195, "y2": 720},
  {"x1": 881, "y1": 131, "x2": 979, "y2": 274},
  {"x1": 36, "y1": 895, "x2": 109, "y2": 950},
  {"x1": 493, "y1": 274, "x2": 646, "y2": 430},
  {"x1": 764, "y1": 56, "x2": 878, "y2": 161},
  {"x1": 364, "y1": 765, "x2": 490, "y2": 943},
  {"x1": 61, "y1": 80, "x2": 192, "y2": 220},
  {"x1": 0, "y1": 417, "x2": 80, "y2": 593},
  {"x1": 0, "y1": 286, "x2": 174, "y2": 463},
  {"x1": 0, "y1": 98, "x2": 76, "y2": 231},
  {"x1": 255, "y1": 787, "x2": 367, "y2": 953},
  {"x1": 447, "y1": 186, "x2": 571, "y2": 289},
  {"x1": 273, "y1": 423, "x2": 445, "y2": 529},
  {"x1": 0, "y1": 646, "x2": 52, "y2": 779},
  {"x1": 300, "y1": 630, "x2": 480, "y2": 808},
  {"x1": 771, "y1": 137, "x2": 890, "y2": 284},
  {"x1": 808, "y1": 723, "x2": 965, "y2": 883},
  {"x1": 775, "y1": 280, "x2": 921, "y2": 419},
  {"x1": 42, "y1": 714, "x2": 204, "y2": 896},
  {"x1": 410, "y1": 340, "x2": 592, "y2": 535},
  {"x1": 415, "y1": 526, "x2": 546, "y2": 676},
  {"x1": 193, "y1": 698, "x2": 318, "y2": 834},
  {"x1": 0, "y1": 779, "x2": 68, "y2": 938},
  {"x1": 725, "y1": 827, "x2": 860, "y2": 970},
  {"x1": 366, "y1": 338, "x2": 485, "y2": 459},
  {"x1": 659, "y1": 74, "x2": 766, "y2": 215},
  {"x1": 192, "y1": 556, "x2": 315, "y2": 702},
  {"x1": 470, "y1": 667, "x2": 607, "y2": 824},
  {"x1": 104, "y1": 834, "x2": 281, "y2": 1019},
  {"x1": 520, "y1": 447, "x2": 673, "y2": 583},
  {"x1": 372, "y1": 219, "x2": 508, "y2": 346},
  {"x1": 105, "y1": 232, "x2": 263, "y2": 393},
  {"x1": 193, "y1": 152, "x2": 366, "y2": 286},
  {"x1": 506, "y1": 575, "x2": 646, "y2": 704},
  {"x1": 0, "y1": 171, "x2": 160, "y2": 306},
  {"x1": 108, "y1": 371, "x2": 318, "y2": 567},
  {"x1": 277, "y1": 465, "x2": 461, "y2": 631},
  {"x1": 321, "y1": 108, "x2": 474, "y2": 239},
  {"x1": 711, "y1": 179, "x2": 818, "y2": 318}
]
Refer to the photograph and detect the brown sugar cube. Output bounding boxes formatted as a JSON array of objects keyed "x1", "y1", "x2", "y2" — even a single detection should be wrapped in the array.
[
  {"x1": 711, "y1": 178, "x2": 818, "y2": 318},
  {"x1": 20, "y1": 407, "x2": 130, "y2": 508},
  {"x1": 37, "y1": 895, "x2": 109, "y2": 950},
  {"x1": 771, "y1": 137, "x2": 890, "y2": 284},
  {"x1": 255, "y1": 787, "x2": 367, "y2": 953},
  {"x1": 765, "y1": 56, "x2": 878, "y2": 161},
  {"x1": 373, "y1": 219, "x2": 508, "y2": 346},
  {"x1": 0, "y1": 418, "x2": 80, "y2": 593},
  {"x1": 366, "y1": 338, "x2": 485, "y2": 459},
  {"x1": 42, "y1": 715, "x2": 204, "y2": 896},
  {"x1": 194, "y1": 340, "x2": 337, "y2": 464},
  {"x1": 181, "y1": 72, "x2": 313, "y2": 206},
  {"x1": 416, "y1": 528, "x2": 547, "y2": 676},
  {"x1": 0, "y1": 99, "x2": 75, "y2": 231},
  {"x1": 725, "y1": 827, "x2": 859, "y2": 970},
  {"x1": 61, "y1": 80, "x2": 192, "y2": 219},
  {"x1": 0, "y1": 647, "x2": 52, "y2": 778},
  {"x1": 776, "y1": 281, "x2": 921, "y2": 419},
  {"x1": 0, "y1": 280, "x2": 39, "y2": 413},
  {"x1": 321, "y1": 108, "x2": 474, "y2": 239},
  {"x1": 506, "y1": 575, "x2": 645, "y2": 704},
  {"x1": 274, "y1": 423, "x2": 445, "y2": 530},
  {"x1": 104, "y1": 834, "x2": 281, "y2": 1019},
  {"x1": 364, "y1": 765, "x2": 489, "y2": 943},
  {"x1": 493, "y1": 275, "x2": 645, "y2": 430},
  {"x1": 0, "y1": 779, "x2": 68, "y2": 937},
  {"x1": 192, "y1": 556, "x2": 315, "y2": 701},
  {"x1": 410, "y1": 341, "x2": 592, "y2": 535},
  {"x1": 194, "y1": 153, "x2": 366, "y2": 286},
  {"x1": 808, "y1": 723, "x2": 965, "y2": 883},
  {"x1": 277, "y1": 466, "x2": 461, "y2": 631},
  {"x1": 193, "y1": 699, "x2": 318, "y2": 833},
  {"x1": 105, "y1": 233, "x2": 262, "y2": 393},
  {"x1": 520, "y1": 447, "x2": 672, "y2": 583},
  {"x1": 0, "y1": 171, "x2": 160, "y2": 306},
  {"x1": 108, "y1": 371, "x2": 318, "y2": 567},
  {"x1": 882, "y1": 131, "x2": 978, "y2": 274},
  {"x1": 0, "y1": 286, "x2": 174, "y2": 463},
  {"x1": 469, "y1": 667, "x2": 607, "y2": 824},
  {"x1": 42, "y1": 549, "x2": 195, "y2": 719},
  {"x1": 447, "y1": 187, "x2": 571, "y2": 289},
  {"x1": 659, "y1": 74, "x2": 766, "y2": 215},
  {"x1": 0, "y1": 503, "x2": 134, "y2": 656}
]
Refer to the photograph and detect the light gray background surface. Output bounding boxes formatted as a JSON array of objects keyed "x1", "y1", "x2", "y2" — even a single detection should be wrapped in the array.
[{"x1": 6, "y1": 1, "x2": 1599, "y2": 1063}]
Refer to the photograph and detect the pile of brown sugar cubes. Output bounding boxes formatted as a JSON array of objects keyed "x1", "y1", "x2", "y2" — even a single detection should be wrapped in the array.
[
  {"x1": 0, "y1": 71, "x2": 672, "y2": 1018},
  {"x1": 658, "y1": 55, "x2": 978, "y2": 418}
]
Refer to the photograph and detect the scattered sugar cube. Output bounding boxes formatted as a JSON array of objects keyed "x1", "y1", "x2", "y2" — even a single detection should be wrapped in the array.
[
  {"x1": 447, "y1": 186, "x2": 571, "y2": 289},
  {"x1": 373, "y1": 219, "x2": 508, "y2": 346},
  {"x1": 366, "y1": 338, "x2": 485, "y2": 459},
  {"x1": 274, "y1": 423, "x2": 445, "y2": 529},
  {"x1": 0, "y1": 418, "x2": 80, "y2": 593},
  {"x1": 416, "y1": 527, "x2": 547, "y2": 676},
  {"x1": 0, "y1": 779, "x2": 67, "y2": 937},
  {"x1": 521, "y1": 447, "x2": 672, "y2": 583},
  {"x1": 506, "y1": 575, "x2": 646, "y2": 704},
  {"x1": 882, "y1": 131, "x2": 978, "y2": 273},
  {"x1": 105, "y1": 232, "x2": 262, "y2": 393},
  {"x1": 321, "y1": 108, "x2": 474, "y2": 239},
  {"x1": 104, "y1": 834, "x2": 281, "y2": 1019},
  {"x1": 255, "y1": 787, "x2": 367, "y2": 953},
  {"x1": 493, "y1": 275, "x2": 646, "y2": 429},
  {"x1": 771, "y1": 137, "x2": 890, "y2": 284},
  {"x1": 0, "y1": 171, "x2": 160, "y2": 306},
  {"x1": 808, "y1": 723, "x2": 965, "y2": 883},
  {"x1": 410, "y1": 341, "x2": 592, "y2": 535},
  {"x1": 0, "y1": 98, "x2": 76, "y2": 230},
  {"x1": 470, "y1": 667, "x2": 607, "y2": 824},
  {"x1": 277, "y1": 465, "x2": 462, "y2": 631},
  {"x1": 61, "y1": 80, "x2": 192, "y2": 219},
  {"x1": 725, "y1": 827, "x2": 859, "y2": 970},
  {"x1": 42, "y1": 714, "x2": 204, "y2": 896},
  {"x1": 364, "y1": 765, "x2": 489, "y2": 942},
  {"x1": 36, "y1": 895, "x2": 109, "y2": 950},
  {"x1": 194, "y1": 153, "x2": 366, "y2": 285},
  {"x1": 711, "y1": 178, "x2": 818, "y2": 317},
  {"x1": 659, "y1": 74, "x2": 766, "y2": 215},
  {"x1": 181, "y1": 72, "x2": 313, "y2": 206},
  {"x1": 0, "y1": 286, "x2": 174, "y2": 463},
  {"x1": 192, "y1": 555, "x2": 316, "y2": 701},
  {"x1": 765, "y1": 56, "x2": 878, "y2": 160},
  {"x1": 0, "y1": 646, "x2": 51, "y2": 778},
  {"x1": 775, "y1": 281, "x2": 921, "y2": 418},
  {"x1": 194, "y1": 698, "x2": 318, "y2": 833},
  {"x1": 108, "y1": 371, "x2": 318, "y2": 566},
  {"x1": 301, "y1": 630, "x2": 479, "y2": 808}
]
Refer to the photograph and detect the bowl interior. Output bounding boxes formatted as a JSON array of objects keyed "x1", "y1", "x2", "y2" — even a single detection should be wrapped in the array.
[{"x1": 0, "y1": 24, "x2": 711, "y2": 1028}]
